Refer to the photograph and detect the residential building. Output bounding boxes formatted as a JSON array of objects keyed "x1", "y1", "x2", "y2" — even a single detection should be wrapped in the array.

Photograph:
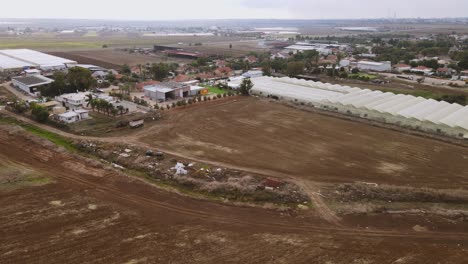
[
  {"x1": 411, "y1": 66, "x2": 433, "y2": 75},
  {"x1": 55, "y1": 92, "x2": 89, "y2": 109},
  {"x1": 436, "y1": 68, "x2": 454, "y2": 76},
  {"x1": 56, "y1": 109, "x2": 89, "y2": 123},
  {"x1": 393, "y1": 64, "x2": 411, "y2": 72}
]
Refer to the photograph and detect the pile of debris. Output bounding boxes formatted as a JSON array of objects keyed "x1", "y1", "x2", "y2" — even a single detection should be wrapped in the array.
[{"x1": 77, "y1": 140, "x2": 310, "y2": 206}]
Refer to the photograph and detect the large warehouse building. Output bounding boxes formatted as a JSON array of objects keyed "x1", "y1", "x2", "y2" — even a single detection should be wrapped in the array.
[
  {"x1": 0, "y1": 49, "x2": 77, "y2": 72},
  {"x1": 232, "y1": 76, "x2": 468, "y2": 138}
]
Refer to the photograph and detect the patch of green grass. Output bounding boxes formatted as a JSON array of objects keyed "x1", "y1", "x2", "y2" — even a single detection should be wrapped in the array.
[
  {"x1": 22, "y1": 125, "x2": 76, "y2": 152},
  {"x1": 0, "y1": 163, "x2": 52, "y2": 190},
  {"x1": 0, "y1": 116, "x2": 76, "y2": 152},
  {"x1": 349, "y1": 73, "x2": 378, "y2": 80},
  {"x1": 201, "y1": 85, "x2": 226, "y2": 95}
]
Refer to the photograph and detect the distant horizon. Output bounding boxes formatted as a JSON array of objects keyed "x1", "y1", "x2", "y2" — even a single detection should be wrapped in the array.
[
  {"x1": 0, "y1": 17, "x2": 467, "y2": 23},
  {"x1": 1, "y1": 0, "x2": 467, "y2": 21}
]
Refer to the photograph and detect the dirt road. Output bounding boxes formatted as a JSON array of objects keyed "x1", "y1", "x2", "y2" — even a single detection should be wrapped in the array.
[{"x1": 1, "y1": 125, "x2": 468, "y2": 263}]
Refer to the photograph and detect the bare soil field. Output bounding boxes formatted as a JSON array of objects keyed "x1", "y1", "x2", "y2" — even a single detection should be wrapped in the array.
[
  {"x1": 174, "y1": 40, "x2": 268, "y2": 57},
  {"x1": 47, "y1": 49, "x2": 191, "y2": 69},
  {"x1": 2, "y1": 124, "x2": 468, "y2": 263},
  {"x1": 138, "y1": 97, "x2": 468, "y2": 189}
]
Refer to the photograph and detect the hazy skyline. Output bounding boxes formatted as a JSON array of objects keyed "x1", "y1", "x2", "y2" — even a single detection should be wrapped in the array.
[{"x1": 0, "y1": 0, "x2": 467, "y2": 20}]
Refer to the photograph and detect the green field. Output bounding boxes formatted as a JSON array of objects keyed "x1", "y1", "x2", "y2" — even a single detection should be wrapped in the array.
[
  {"x1": 201, "y1": 85, "x2": 226, "y2": 95},
  {"x1": 0, "y1": 116, "x2": 76, "y2": 152}
]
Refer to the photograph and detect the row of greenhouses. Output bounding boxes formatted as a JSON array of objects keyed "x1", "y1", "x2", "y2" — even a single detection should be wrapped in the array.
[{"x1": 245, "y1": 76, "x2": 468, "y2": 138}]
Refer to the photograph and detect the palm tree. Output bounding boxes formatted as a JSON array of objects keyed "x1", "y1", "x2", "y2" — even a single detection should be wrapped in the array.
[
  {"x1": 85, "y1": 94, "x2": 94, "y2": 108},
  {"x1": 116, "y1": 105, "x2": 125, "y2": 116}
]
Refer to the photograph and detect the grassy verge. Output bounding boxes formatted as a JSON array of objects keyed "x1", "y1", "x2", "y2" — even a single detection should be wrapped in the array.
[{"x1": 0, "y1": 115, "x2": 76, "y2": 152}]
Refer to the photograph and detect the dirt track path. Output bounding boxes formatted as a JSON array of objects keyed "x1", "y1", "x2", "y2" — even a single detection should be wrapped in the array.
[
  {"x1": 1, "y1": 124, "x2": 468, "y2": 242},
  {"x1": 2, "y1": 110, "x2": 344, "y2": 224}
]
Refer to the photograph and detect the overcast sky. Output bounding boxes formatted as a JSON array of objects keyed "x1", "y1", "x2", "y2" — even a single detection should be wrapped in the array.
[{"x1": 1, "y1": 0, "x2": 467, "y2": 20}]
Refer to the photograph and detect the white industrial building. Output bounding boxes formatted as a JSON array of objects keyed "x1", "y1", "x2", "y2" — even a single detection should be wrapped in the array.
[
  {"x1": 12, "y1": 75, "x2": 54, "y2": 96},
  {"x1": 232, "y1": 76, "x2": 468, "y2": 138},
  {"x1": 0, "y1": 49, "x2": 77, "y2": 72},
  {"x1": 357, "y1": 61, "x2": 392, "y2": 72}
]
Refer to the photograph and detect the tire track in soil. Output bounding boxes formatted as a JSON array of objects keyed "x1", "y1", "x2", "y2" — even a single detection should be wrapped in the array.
[{"x1": 3, "y1": 111, "x2": 468, "y2": 243}]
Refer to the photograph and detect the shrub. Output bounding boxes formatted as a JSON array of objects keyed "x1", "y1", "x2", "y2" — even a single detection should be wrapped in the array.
[{"x1": 30, "y1": 103, "x2": 49, "y2": 123}]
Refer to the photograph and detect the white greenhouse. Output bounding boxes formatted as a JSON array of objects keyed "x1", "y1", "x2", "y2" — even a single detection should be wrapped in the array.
[{"x1": 232, "y1": 76, "x2": 468, "y2": 138}]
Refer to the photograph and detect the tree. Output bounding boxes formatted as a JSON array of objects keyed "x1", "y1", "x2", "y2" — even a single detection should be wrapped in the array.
[
  {"x1": 239, "y1": 78, "x2": 254, "y2": 96},
  {"x1": 85, "y1": 94, "x2": 96, "y2": 111},
  {"x1": 11, "y1": 100, "x2": 28, "y2": 113},
  {"x1": 30, "y1": 103, "x2": 49, "y2": 123},
  {"x1": 286, "y1": 62, "x2": 305, "y2": 77},
  {"x1": 261, "y1": 61, "x2": 272, "y2": 76},
  {"x1": 229, "y1": 43, "x2": 232, "y2": 49},
  {"x1": 67, "y1": 67, "x2": 95, "y2": 92},
  {"x1": 121, "y1": 64, "x2": 131, "y2": 75},
  {"x1": 40, "y1": 71, "x2": 68, "y2": 97},
  {"x1": 116, "y1": 105, "x2": 125, "y2": 116},
  {"x1": 107, "y1": 72, "x2": 116, "y2": 83},
  {"x1": 150, "y1": 63, "x2": 170, "y2": 81}
]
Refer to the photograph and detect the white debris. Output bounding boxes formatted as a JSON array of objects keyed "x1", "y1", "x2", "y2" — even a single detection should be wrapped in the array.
[
  {"x1": 216, "y1": 168, "x2": 222, "y2": 172},
  {"x1": 112, "y1": 163, "x2": 125, "y2": 169},
  {"x1": 124, "y1": 149, "x2": 132, "y2": 153},
  {"x1": 120, "y1": 153, "x2": 130, "y2": 158},
  {"x1": 188, "y1": 163, "x2": 194, "y2": 167},
  {"x1": 171, "y1": 162, "x2": 188, "y2": 175}
]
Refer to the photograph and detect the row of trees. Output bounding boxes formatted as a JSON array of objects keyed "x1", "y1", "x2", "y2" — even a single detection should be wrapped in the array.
[{"x1": 85, "y1": 94, "x2": 127, "y2": 116}]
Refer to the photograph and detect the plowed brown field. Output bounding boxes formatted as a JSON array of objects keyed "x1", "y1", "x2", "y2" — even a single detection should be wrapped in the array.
[
  {"x1": 140, "y1": 97, "x2": 468, "y2": 189},
  {"x1": 2, "y1": 96, "x2": 468, "y2": 263}
]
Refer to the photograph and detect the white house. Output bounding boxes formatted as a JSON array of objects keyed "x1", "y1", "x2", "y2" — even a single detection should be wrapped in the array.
[
  {"x1": 410, "y1": 66, "x2": 433, "y2": 75},
  {"x1": 393, "y1": 64, "x2": 411, "y2": 72},
  {"x1": 57, "y1": 109, "x2": 89, "y2": 123},
  {"x1": 55, "y1": 92, "x2": 89, "y2": 110},
  {"x1": 357, "y1": 61, "x2": 392, "y2": 72}
]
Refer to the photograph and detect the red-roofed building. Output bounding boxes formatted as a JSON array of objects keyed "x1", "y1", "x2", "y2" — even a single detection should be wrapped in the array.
[
  {"x1": 214, "y1": 67, "x2": 233, "y2": 76},
  {"x1": 214, "y1": 59, "x2": 227, "y2": 68},
  {"x1": 174, "y1": 74, "x2": 192, "y2": 83},
  {"x1": 244, "y1": 56, "x2": 258, "y2": 64},
  {"x1": 436, "y1": 68, "x2": 454, "y2": 76},
  {"x1": 136, "y1": 80, "x2": 160, "y2": 90}
]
